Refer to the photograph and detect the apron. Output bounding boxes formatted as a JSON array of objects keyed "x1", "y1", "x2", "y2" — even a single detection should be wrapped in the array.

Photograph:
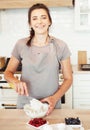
[{"x1": 17, "y1": 42, "x2": 61, "y2": 109}]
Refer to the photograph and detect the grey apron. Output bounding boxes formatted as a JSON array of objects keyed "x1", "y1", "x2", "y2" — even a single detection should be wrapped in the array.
[{"x1": 17, "y1": 42, "x2": 61, "y2": 109}]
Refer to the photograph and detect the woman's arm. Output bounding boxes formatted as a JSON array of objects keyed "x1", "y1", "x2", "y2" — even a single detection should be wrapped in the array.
[
  {"x1": 4, "y1": 56, "x2": 28, "y2": 96},
  {"x1": 4, "y1": 56, "x2": 20, "y2": 83},
  {"x1": 53, "y1": 57, "x2": 73, "y2": 101}
]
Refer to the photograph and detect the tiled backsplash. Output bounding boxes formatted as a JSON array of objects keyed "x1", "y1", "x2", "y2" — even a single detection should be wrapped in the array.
[{"x1": 0, "y1": 7, "x2": 90, "y2": 64}]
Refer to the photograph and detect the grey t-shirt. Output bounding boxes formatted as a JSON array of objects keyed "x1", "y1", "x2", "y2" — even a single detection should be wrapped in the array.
[{"x1": 12, "y1": 36, "x2": 71, "y2": 108}]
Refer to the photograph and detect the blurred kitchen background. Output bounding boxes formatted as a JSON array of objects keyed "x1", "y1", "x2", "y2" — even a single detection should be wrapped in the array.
[{"x1": 0, "y1": 0, "x2": 90, "y2": 65}]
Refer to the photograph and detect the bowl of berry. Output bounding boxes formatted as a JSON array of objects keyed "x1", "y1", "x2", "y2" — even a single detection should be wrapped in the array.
[
  {"x1": 27, "y1": 118, "x2": 48, "y2": 129},
  {"x1": 65, "y1": 117, "x2": 82, "y2": 128}
]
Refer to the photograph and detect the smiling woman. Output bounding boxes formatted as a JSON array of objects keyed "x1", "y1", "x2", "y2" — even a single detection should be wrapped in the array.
[
  {"x1": 29, "y1": 8, "x2": 51, "y2": 46},
  {"x1": 4, "y1": 3, "x2": 72, "y2": 115}
]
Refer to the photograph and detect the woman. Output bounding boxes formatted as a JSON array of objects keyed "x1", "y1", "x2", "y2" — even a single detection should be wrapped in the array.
[{"x1": 4, "y1": 3, "x2": 73, "y2": 115}]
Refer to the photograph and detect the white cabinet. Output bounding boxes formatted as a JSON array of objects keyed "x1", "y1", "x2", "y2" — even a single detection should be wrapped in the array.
[
  {"x1": 73, "y1": 73, "x2": 90, "y2": 109},
  {"x1": 75, "y1": 0, "x2": 90, "y2": 31}
]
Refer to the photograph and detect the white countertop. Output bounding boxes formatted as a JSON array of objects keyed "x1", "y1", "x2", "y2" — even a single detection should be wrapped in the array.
[
  {"x1": 0, "y1": 109, "x2": 90, "y2": 130},
  {"x1": 72, "y1": 65, "x2": 90, "y2": 74}
]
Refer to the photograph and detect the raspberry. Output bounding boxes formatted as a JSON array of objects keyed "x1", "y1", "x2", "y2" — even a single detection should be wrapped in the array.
[{"x1": 29, "y1": 118, "x2": 47, "y2": 127}]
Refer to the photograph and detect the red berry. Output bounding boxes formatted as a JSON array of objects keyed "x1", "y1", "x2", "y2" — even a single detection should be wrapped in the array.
[{"x1": 29, "y1": 118, "x2": 47, "y2": 127}]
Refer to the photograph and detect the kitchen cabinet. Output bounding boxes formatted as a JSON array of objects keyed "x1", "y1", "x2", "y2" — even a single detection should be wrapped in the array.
[
  {"x1": 0, "y1": 0, "x2": 73, "y2": 9},
  {"x1": 0, "y1": 73, "x2": 21, "y2": 109},
  {"x1": 75, "y1": 0, "x2": 90, "y2": 31},
  {"x1": 73, "y1": 73, "x2": 90, "y2": 109}
]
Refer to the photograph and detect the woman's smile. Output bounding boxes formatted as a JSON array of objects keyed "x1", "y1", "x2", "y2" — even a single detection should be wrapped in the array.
[
  {"x1": 30, "y1": 9, "x2": 50, "y2": 34},
  {"x1": 35, "y1": 24, "x2": 46, "y2": 30}
]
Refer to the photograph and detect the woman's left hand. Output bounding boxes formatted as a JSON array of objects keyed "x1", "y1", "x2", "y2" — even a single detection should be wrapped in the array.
[{"x1": 40, "y1": 96, "x2": 57, "y2": 115}]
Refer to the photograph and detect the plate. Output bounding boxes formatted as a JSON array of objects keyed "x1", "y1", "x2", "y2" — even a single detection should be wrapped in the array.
[
  {"x1": 66, "y1": 125, "x2": 84, "y2": 130},
  {"x1": 27, "y1": 123, "x2": 48, "y2": 130},
  {"x1": 66, "y1": 124, "x2": 82, "y2": 128},
  {"x1": 27, "y1": 121, "x2": 48, "y2": 130},
  {"x1": 42, "y1": 123, "x2": 73, "y2": 130}
]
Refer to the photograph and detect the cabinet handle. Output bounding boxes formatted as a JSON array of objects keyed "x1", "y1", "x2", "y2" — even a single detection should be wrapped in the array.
[
  {"x1": 2, "y1": 104, "x2": 16, "y2": 106},
  {"x1": 0, "y1": 86, "x2": 12, "y2": 89}
]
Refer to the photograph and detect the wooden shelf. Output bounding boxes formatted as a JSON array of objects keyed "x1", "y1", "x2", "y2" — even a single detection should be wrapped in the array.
[{"x1": 0, "y1": 0, "x2": 73, "y2": 9}]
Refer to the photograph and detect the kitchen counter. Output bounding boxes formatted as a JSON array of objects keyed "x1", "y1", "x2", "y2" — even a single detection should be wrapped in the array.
[
  {"x1": 72, "y1": 65, "x2": 90, "y2": 74},
  {"x1": 0, "y1": 109, "x2": 90, "y2": 130}
]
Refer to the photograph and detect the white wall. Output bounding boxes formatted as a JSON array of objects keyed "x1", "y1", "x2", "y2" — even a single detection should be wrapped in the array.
[{"x1": 0, "y1": 7, "x2": 90, "y2": 65}]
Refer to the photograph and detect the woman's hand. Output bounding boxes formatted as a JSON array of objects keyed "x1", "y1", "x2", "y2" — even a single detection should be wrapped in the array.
[
  {"x1": 41, "y1": 96, "x2": 57, "y2": 115},
  {"x1": 13, "y1": 81, "x2": 29, "y2": 96}
]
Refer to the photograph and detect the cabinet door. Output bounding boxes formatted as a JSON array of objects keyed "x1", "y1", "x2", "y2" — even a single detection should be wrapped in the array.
[
  {"x1": 75, "y1": 0, "x2": 90, "y2": 31},
  {"x1": 73, "y1": 73, "x2": 90, "y2": 86},
  {"x1": 73, "y1": 87, "x2": 90, "y2": 98},
  {"x1": 73, "y1": 99, "x2": 90, "y2": 109},
  {"x1": 73, "y1": 73, "x2": 90, "y2": 109}
]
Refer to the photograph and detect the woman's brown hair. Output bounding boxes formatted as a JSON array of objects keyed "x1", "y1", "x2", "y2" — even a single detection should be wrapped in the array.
[{"x1": 26, "y1": 3, "x2": 52, "y2": 46}]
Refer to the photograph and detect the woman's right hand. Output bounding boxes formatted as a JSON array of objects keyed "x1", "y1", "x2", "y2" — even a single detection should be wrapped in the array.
[{"x1": 10, "y1": 81, "x2": 29, "y2": 96}]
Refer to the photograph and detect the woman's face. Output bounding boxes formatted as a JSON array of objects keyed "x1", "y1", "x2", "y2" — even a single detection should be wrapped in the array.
[{"x1": 30, "y1": 9, "x2": 51, "y2": 35}]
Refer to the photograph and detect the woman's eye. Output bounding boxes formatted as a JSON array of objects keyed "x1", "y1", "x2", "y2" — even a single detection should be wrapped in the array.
[
  {"x1": 32, "y1": 17, "x2": 37, "y2": 20},
  {"x1": 32, "y1": 16, "x2": 47, "y2": 21},
  {"x1": 42, "y1": 16, "x2": 47, "y2": 19}
]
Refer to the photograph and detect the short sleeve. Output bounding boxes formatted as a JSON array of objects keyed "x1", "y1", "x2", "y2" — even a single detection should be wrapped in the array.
[
  {"x1": 59, "y1": 42, "x2": 71, "y2": 61},
  {"x1": 11, "y1": 38, "x2": 27, "y2": 61},
  {"x1": 52, "y1": 37, "x2": 71, "y2": 62},
  {"x1": 11, "y1": 40, "x2": 21, "y2": 61}
]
